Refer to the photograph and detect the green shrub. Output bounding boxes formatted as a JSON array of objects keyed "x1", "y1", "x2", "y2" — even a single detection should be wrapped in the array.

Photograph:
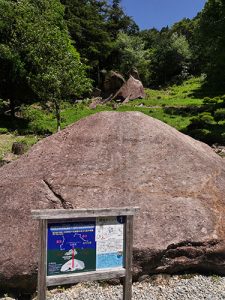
[
  {"x1": 188, "y1": 129, "x2": 212, "y2": 143},
  {"x1": 15, "y1": 136, "x2": 38, "y2": 146},
  {"x1": 200, "y1": 112, "x2": 214, "y2": 124},
  {"x1": 189, "y1": 112, "x2": 214, "y2": 128},
  {"x1": 203, "y1": 97, "x2": 218, "y2": 105},
  {"x1": 20, "y1": 105, "x2": 54, "y2": 134},
  {"x1": 214, "y1": 108, "x2": 225, "y2": 123},
  {"x1": 21, "y1": 105, "x2": 44, "y2": 121},
  {"x1": 0, "y1": 128, "x2": 8, "y2": 134}
]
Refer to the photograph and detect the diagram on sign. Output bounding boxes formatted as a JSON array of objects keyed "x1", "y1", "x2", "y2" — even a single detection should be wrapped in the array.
[
  {"x1": 59, "y1": 232, "x2": 89, "y2": 250},
  {"x1": 47, "y1": 221, "x2": 96, "y2": 276},
  {"x1": 60, "y1": 247, "x2": 85, "y2": 272}
]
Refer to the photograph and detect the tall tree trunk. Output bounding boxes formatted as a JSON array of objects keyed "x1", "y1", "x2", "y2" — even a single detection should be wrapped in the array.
[{"x1": 54, "y1": 101, "x2": 61, "y2": 132}]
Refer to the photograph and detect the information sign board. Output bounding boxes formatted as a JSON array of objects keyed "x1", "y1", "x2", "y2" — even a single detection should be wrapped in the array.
[
  {"x1": 47, "y1": 216, "x2": 125, "y2": 276},
  {"x1": 32, "y1": 207, "x2": 138, "y2": 300}
]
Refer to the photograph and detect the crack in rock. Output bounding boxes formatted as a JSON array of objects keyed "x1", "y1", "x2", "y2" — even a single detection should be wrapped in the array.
[{"x1": 43, "y1": 179, "x2": 74, "y2": 209}]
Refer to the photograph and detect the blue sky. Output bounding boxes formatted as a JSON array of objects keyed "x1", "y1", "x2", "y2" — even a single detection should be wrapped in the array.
[{"x1": 121, "y1": 0, "x2": 207, "y2": 30}]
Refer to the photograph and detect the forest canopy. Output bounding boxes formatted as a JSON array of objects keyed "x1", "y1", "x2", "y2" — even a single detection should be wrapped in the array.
[{"x1": 0, "y1": 0, "x2": 224, "y2": 129}]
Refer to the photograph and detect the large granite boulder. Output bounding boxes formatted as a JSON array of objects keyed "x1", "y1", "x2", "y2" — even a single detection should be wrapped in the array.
[{"x1": 1, "y1": 112, "x2": 225, "y2": 293}]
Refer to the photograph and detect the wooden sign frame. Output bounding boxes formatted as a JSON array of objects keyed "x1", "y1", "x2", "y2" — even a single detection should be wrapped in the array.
[{"x1": 32, "y1": 207, "x2": 139, "y2": 300}]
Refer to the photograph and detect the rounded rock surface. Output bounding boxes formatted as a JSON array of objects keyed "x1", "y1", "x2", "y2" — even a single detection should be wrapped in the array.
[{"x1": 1, "y1": 112, "x2": 225, "y2": 291}]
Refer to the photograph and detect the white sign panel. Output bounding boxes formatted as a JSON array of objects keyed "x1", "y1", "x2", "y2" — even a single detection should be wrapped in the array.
[{"x1": 96, "y1": 216, "x2": 124, "y2": 269}]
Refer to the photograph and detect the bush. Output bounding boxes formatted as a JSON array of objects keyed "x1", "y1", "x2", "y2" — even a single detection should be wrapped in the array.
[
  {"x1": 20, "y1": 105, "x2": 54, "y2": 134},
  {"x1": 189, "y1": 128, "x2": 210, "y2": 141},
  {"x1": 189, "y1": 112, "x2": 214, "y2": 129},
  {"x1": 0, "y1": 128, "x2": 8, "y2": 134},
  {"x1": 214, "y1": 108, "x2": 225, "y2": 123},
  {"x1": 200, "y1": 112, "x2": 215, "y2": 124},
  {"x1": 203, "y1": 97, "x2": 218, "y2": 105}
]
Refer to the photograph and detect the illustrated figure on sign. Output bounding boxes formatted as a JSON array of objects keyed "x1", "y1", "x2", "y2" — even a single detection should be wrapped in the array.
[{"x1": 60, "y1": 246, "x2": 85, "y2": 272}]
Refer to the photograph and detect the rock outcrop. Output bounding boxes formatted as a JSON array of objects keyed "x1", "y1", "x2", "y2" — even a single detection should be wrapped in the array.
[
  {"x1": 112, "y1": 75, "x2": 145, "y2": 102},
  {"x1": 100, "y1": 71, "x2": 145, "y2": 102},
  {"x1": 1, "y1": 112, "x2": 225, "y2": 292}
]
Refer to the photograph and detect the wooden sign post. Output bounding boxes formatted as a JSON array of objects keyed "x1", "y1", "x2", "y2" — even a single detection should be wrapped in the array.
[{"x1": 32, "y1": 207, "x2": 139, "y2": 300}]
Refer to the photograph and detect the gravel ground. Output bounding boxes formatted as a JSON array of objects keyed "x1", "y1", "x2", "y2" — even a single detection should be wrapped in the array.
[{"x1": 2, "y1": 275, "x2": 225, "y2": 300}]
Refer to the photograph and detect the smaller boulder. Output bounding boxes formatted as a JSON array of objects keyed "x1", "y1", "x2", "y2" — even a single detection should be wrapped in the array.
[
  {"x1": 113, "y1": 75, "x2": 145, "y2": 102},
  {"x1": 12, "y1": 142, "x2": 27, "y2": 155}
]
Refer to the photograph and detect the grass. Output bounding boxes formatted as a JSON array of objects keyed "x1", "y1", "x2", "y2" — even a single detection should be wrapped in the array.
[
  {"x1": 118, "y1": 105, "x2": 192, "y2": 131},
  {"x1": 0, "y1": 76, "x2": 225, "y2": 161},
  {"x1": 61, "y1": 99, "x2": 192, "y2": 133},
  {"x1": 0, "y1": 134, "x2": 15, "y2": 160},
  {"x1": 59, "y1": 76, "x2": 203, "y2": 133},
  {"x1": 129, "y1": 77, "x2": 204, "y2": 107},
  {"x1": 60, "y1": 103, "x2": 114, "y2": 129},
  {"x1": 0, "y1": 134, "x2": 39, "y2": 160}
]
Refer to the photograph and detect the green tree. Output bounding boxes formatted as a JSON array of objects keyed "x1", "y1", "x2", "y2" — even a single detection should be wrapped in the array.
[
  {"x1": 0, "y1": 0, "x2": 32, "y2": 117},
  {"x1": 139, "y1": 28, "x2": 160, "y2": 49},
  {"x1": 106, "y1": 0, "x2": 139, "y2": 39},
  {"x1": 171, "y1": 16, "x2": 205, "y2": 75},
  {"x1": 109, "y1": 32, "x2": 151, "y2": 85},
  {"x1": 0, "y1": 0, "x2": 92, "y2": 130},
  {"x1": 147, "y1": 32, "x2": 191, "y2": 86},
  {"x1": 197, "y1": 0, "x2": 225, "y2": 89},
  {"x1": 171, "y1": 33, "x2": 191, "y2": 61},
  {"x1": 214, "y1": 108, "x2": 225, "y2": 123},
  {"x1": 61, "y1": 0, "x2": 112, "y2": 83},
  {"x1": 171, "y1": 18, "x2": 197, "y2": 42},
  {"x1": 61, "y1": 0, "x2": 138, "y2": 84}
]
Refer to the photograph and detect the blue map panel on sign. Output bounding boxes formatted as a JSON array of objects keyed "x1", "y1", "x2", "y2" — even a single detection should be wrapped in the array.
[{"x1": 47, "y1": 220, "x2": 96, "y2": 276}]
